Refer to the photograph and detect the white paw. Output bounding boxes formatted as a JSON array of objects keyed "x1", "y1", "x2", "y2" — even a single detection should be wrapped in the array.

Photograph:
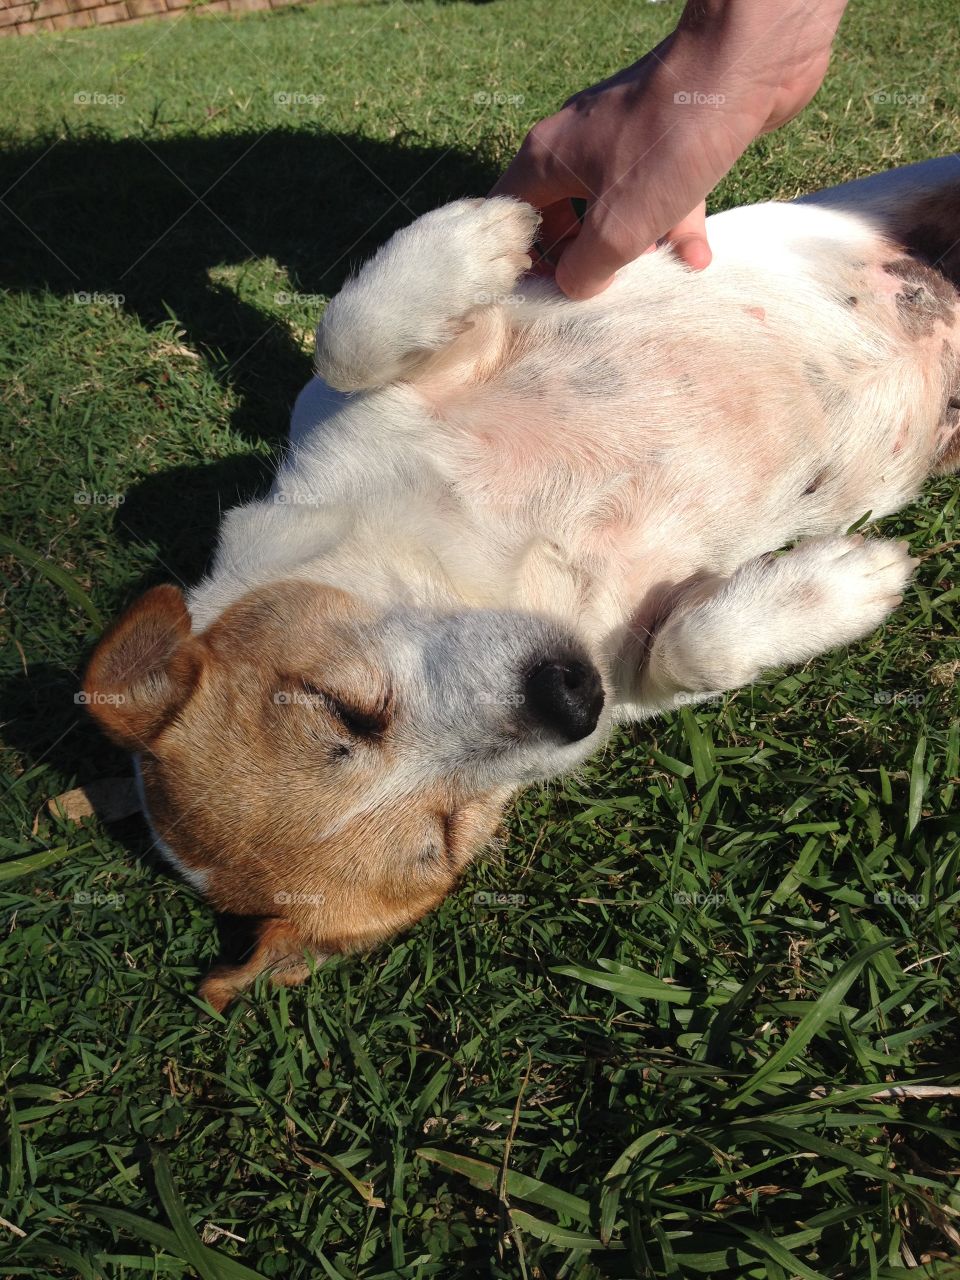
[
  {"x1": 315, "y1": 198, "x2": 540, "y2": 391},
  {"x1": 656, "y1": 536, "x2": 915, "y2": 696},
  {"x1": 776, "y1": 535, "x2": 915, "y2": 646},
  {"x1": 411, "y1": 196, "x2": 541, "y2": 314}
]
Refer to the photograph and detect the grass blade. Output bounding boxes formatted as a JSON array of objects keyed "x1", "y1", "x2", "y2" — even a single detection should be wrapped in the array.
[
  {"x1": 0, "y1": 534, "x2": 103, "y2": 629},
  {"x1": 731, "y1": 939, "x2": 893, "y2": 1102}
]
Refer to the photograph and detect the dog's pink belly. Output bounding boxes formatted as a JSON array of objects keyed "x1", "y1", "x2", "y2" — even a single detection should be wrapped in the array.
[
  {"x1": 434, "y1": 249, "x2": 958, "y2": 518},
  {"x1": 852, "y1": 252, "x2": 960, "y2": 463},
  {"x1": 430, "y1": 344, "x2": 825, "y2": 512}
]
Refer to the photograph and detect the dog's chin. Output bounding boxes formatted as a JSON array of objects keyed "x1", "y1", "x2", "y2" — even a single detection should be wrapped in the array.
[{"x1": 502, "y1": 722, "x2": 608, "y2": 787}]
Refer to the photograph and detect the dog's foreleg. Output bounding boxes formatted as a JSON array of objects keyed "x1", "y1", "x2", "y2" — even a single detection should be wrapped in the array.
[
  {"x1": 315, "y1": 198, "x2": 539, "y2": 392},
  {"x1": 634, "y1": 536, "x2": 915, "y2": 713}
]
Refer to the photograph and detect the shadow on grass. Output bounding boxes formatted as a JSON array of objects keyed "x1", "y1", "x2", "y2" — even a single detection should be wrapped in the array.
[
  {"x1": 0, "y1": 126, "x2": 494, "y2": 450},
  {"x1": 0, "y1": 126, "x2": 493, "y2": 792}
]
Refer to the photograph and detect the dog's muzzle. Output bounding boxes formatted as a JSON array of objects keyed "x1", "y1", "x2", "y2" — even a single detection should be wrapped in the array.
[{"x1": 523, "y1": 650, "x2": 604, "y2": 742}]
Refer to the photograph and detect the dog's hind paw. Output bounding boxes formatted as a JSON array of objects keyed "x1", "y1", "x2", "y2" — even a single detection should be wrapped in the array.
[
  {"x1": 644, "y1": 535, "x2": 917, "y2": 703},
  {"x1": 428, "y1": 196, "x2": 542, "y2": 310}
]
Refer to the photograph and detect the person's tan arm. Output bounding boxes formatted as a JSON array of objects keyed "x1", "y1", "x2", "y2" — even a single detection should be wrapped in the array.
[{"x1": 492, "y1": 0, "x2": 850, "y2": 299}]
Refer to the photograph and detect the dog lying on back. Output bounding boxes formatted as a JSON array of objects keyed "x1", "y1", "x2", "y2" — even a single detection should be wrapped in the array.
[{"x1": 84, "y1": 157, "x2": 960, "y2": 1010}]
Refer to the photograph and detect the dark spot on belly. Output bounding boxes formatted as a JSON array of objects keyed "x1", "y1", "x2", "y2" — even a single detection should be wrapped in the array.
[
  {"x1": 803, "y1": 361, "x2": 846, "y2": 412},
  {"x1": 569, "y1": 358, "x2": 625, "y2": 398},
  {"x1": 551, "y1": 315, "x2": 612, "y2": 345},
  {"x1": 502, "y1": 365, "x2": 549, "y2": 399},
  {"x1": 802, "y1": 467, "x2": 828, "y2": 495},
  {"x1": 896, "y1": 287, "x2": 933, "y2": 336},
  {"x1": 837, "y1": 350, "x2": 863, "y2": 373},
  {"x1": 934, "y1": 340, "x2": 960, "y2": 472},
  {"x1": 884, "y1": 256, "x2": 957, "y2": 336},
  {"x1": 846, "y1": 295, "x2": 859, "y2": 307}
]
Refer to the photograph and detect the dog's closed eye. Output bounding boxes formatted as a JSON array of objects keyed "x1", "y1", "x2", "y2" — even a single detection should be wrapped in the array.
[{"x1": 298, "y1": 681, "x2": 387, "y2": 738}]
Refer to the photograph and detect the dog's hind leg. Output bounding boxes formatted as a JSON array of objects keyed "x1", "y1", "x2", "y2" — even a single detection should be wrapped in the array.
[
  {"x1": 315, "y1": 198, "x2": 539, "y2": 392},
  {"x1": 800, "y1": 154, "x2": 960, "y2": 284}
]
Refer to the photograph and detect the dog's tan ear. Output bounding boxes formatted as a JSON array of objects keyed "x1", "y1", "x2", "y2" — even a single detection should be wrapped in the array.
[
  {"x1": 83, "y1": 584, "x2": 203, "y2": 751},
  {"x1": 199, "y1": 919, "x2": 318, "y2": 1012}
]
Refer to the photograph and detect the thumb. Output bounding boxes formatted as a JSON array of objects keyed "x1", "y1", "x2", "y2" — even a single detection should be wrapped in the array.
[
  {"x1": 662, "y1": 201, "x2": 711, "y2": 270},
  {"x1": 555, "y1": 200, "x2": 712, "y2": 297},
  {"x1": 553, "y1": 208, "x2": 641, "y2": 300}
]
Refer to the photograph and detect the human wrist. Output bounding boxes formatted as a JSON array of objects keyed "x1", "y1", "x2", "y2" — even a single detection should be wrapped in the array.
[{"x1": 657, "y1": 16, "x2": 777, "y2": 129}]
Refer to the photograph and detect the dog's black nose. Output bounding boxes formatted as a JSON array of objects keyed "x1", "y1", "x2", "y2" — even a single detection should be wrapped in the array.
[{"x1": 524, "y1": 656, "x2": 604, "y2": 742}]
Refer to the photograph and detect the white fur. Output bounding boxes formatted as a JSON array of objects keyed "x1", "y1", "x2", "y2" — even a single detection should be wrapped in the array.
[{"x1": 187, "y1": 160, "x2": 957, "y2": 783}]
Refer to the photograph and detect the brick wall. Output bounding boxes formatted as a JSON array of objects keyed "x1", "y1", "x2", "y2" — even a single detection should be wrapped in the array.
[{"x1": 1, "y1": 0, "x2": 308, "y2": 36}]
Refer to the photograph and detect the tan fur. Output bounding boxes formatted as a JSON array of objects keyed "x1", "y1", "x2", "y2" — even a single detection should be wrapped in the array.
[
  {"x1": 83, "y1": 162, "x2": 960, "y2": 1007},
  {"x1": 86, "y1": 580, "x2": 507, "y2": 1004}
]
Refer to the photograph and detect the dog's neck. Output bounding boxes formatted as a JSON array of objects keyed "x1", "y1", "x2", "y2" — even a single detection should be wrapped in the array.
[
  {"x1": 185, "y1": 475, "x2": 635, "y2": 663},
  {"x1": 188, "y1": 375, "x2": 653, "y2": 665}
]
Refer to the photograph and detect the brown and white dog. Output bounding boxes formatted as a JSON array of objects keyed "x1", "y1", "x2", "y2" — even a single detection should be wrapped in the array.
[{"x1": 84, "y1": 157, "x2": 960, "y2": 1010}]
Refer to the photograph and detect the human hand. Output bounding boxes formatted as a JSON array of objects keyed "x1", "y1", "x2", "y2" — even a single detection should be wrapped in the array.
[{"x1": 491, "y1": 0, "x2": 849, "y2": 299}]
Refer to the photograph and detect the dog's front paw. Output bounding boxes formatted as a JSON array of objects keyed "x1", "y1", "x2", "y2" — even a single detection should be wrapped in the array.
[
  {"x1": 777, "y1": 534, "x2": 915, "y2": 647},
  {"x1": 315, "y1": 197, "x2": 540, "y2": 392},
  {"x1": 411, "y1": 196, "x2": 541, "y2": 315}
]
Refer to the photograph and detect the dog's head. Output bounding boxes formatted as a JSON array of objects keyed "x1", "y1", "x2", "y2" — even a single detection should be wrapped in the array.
[{"x1": 83, "y1": 579, "x2": 606, "y2": 1002}]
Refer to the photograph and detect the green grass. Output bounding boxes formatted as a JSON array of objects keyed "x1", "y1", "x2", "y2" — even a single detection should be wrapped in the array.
[{"x1": 2, "y1": 0, "x2": 960, "y2": 1276}]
